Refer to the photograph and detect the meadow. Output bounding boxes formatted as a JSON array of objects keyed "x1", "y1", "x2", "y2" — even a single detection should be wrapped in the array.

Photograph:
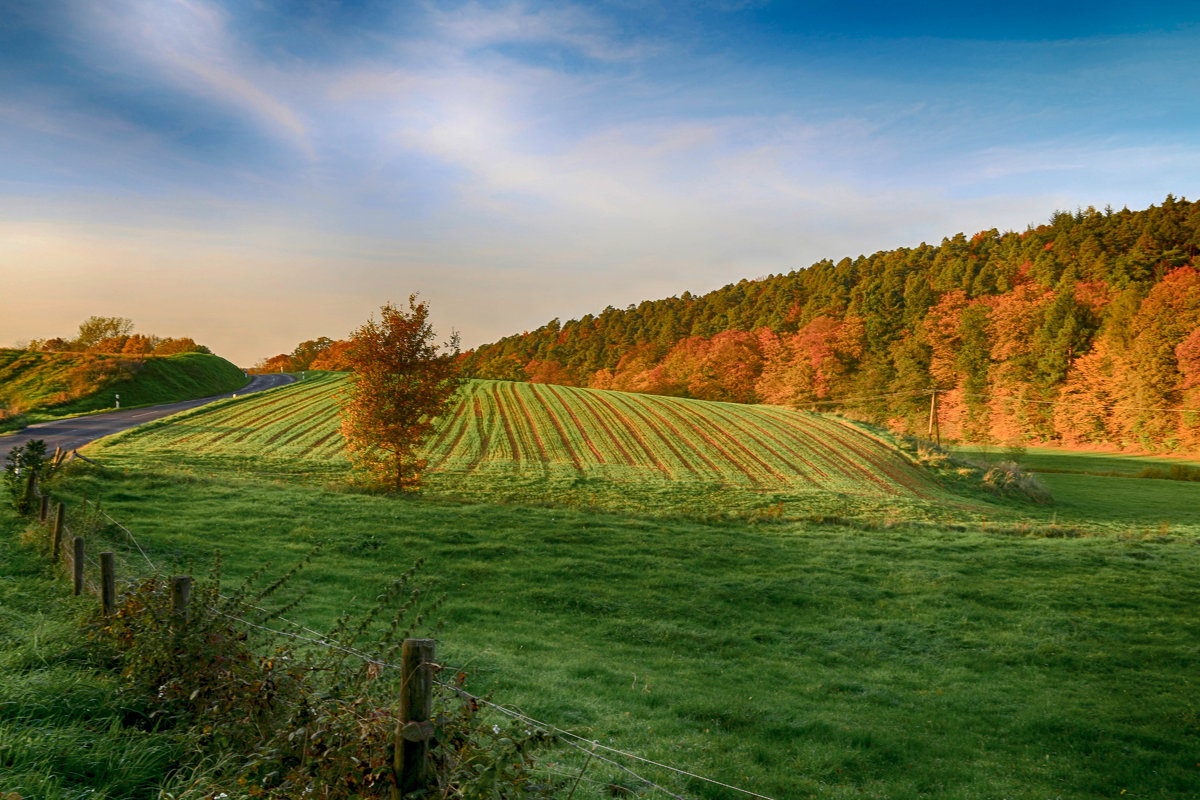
[
  {"x1": 0, "y1": 506, "x2": 180, "y2": 798},
  {"x1": 11, "y1": 377, "x2": 1200, "y2": 799}
]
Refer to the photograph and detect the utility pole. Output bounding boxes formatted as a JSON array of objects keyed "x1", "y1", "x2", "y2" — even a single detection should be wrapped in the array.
[{"x1": 927, "y1": 388, "x2": 941, "y2": 449}]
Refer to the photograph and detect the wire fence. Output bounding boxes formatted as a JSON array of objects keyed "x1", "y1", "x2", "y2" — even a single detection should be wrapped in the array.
[{"x1": 22, "y1": 475, "x2": 781, "y2": 800}]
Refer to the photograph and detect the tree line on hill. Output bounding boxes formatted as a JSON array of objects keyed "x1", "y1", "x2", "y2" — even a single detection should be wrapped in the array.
[
  {"x1": 459, "y1": 196, "x2": 1200, "y2": 452},
  {"x1": 250, "y1": 336, "x2": 354, "y2": 374},
  {"x1": 26, "y1": 315, "x2": 213, "y2": 356}
]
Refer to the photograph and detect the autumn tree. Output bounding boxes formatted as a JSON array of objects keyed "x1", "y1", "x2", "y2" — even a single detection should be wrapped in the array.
[
  {"x1": 339, "y1": 296, "x2": 463, "y2": 491},
  {"x1": 76, "y1": 316, "x2": 134, "y2": 350}
]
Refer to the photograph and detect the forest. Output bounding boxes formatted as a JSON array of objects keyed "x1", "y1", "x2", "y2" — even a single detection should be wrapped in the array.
[{"x1": 460, "y1": 196, "x2": 1200, "y2": 452}]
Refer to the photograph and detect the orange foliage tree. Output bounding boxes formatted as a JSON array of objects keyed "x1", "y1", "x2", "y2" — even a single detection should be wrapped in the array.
[{"x1": 339, "y1": 296, "x2": 462, "y2": 491}]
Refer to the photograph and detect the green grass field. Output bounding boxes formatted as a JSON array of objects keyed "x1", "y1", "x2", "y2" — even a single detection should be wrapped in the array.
[
  {"x1": 8, "y1": 378, "x2": 1200, "y2": 799},
  {"x1": 0, "y1": 349, "x2": 247, "y2": 433},
  {"x1": 0, "y1": 509, "x2": 180, "y2": 799}
]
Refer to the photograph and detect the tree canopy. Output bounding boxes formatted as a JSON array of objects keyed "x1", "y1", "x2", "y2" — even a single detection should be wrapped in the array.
[
  {"x1": 26, "y1": 317, "x2": 212, "y2": 357},
  {"x1": 339, "y1": 297, "x2": 463, "y2": 490},
  {"x1": 461, "y1": 196, "x2": 1200, "y2": 452}
]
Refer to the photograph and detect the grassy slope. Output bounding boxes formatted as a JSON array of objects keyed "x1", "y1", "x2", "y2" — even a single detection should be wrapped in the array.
[
  {"x1": 0, "y1": 500, "x2": 179, "y2": 798},
  {"x1": 44, "y1": 378, "x2": 1200, "y2": 799},
  {"x1": 0, "y1": 349, "x2": 248, "y2": 432},
  {"x1": 95, "y1": 374, "x2": 970, "y2": 523}
]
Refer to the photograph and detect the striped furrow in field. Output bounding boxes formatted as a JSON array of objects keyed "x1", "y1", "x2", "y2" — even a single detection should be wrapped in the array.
[
  {"x1": 118, "y1": 376, "x2": 938, "y2": 500},
  {"x1": 763, "y1": 409, "x2": 933, "y2": 497},
  {"x1": 423, "y1": 388, "x2": 472, "y2": 457},
  {"x1": 760, "y1": 410, "x2": 899, "y2": 494},
  {"x1": 425, "y1": 391, "x2": 477, "y2": 470},
  {"x1": 202, "y1": 381, "x2": 336, "y2": 433},
  {"x1": 144, "y1": 392, "x2": 284, "y2": 448},
  {"x1": 524, "y1": 383, "x2": 585, "y2": 471},
  {"x1": 228, "y1": 390, "x2": 336, "y2": 446},
  {"x1": 749, "y1": 408, "x2": 868, "y2": 473},
  {"x1": 722, "y1": 407, "x2": 834, "y2": 482},
  {"x1": 295, "y1": 428, "x2": 343, "y2": 459},
  {"x1": 542, "y1": 385, "x2": 606, "y2": 465},
  {"x1": 814, "y1": 417, "x2": 939, "y2": 497},
  {"x1": 495, "y1": 383, "x2": 537, "y2": 465},
  {"x1": 596, "y1": 390, "x2": 706, "y2": 478},
  {"x1": 634, "y1": 394, "x2": 753, "y2": 481},
  {"x1": 175, "y1": 385, "x2": 335, "y2": 450},
  {"x1": 273, "y1": 405, "x2": 343, "y2": 451},
  {"x1": 558, "y1": 389, "x2": 639, "y2": 467},
  {"x1": 699, "y1": 403, "x2": 825, "y2": 489},
  {"x1": 641, "y1": 396, "x2": 768, "y2": 484}
]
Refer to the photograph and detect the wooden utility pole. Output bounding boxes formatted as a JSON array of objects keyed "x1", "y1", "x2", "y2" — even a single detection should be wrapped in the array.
[
  {"x1": 394, "y1": 638, "x2": 436, "y2": 797},
  {"x1": 927, "y1": 389, "x2": 941, "y2": 448}
]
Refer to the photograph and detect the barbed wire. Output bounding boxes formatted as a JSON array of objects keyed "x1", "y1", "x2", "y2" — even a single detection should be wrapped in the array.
[
  {"x1": 431, "y1": 677, "x2": 777, "y2": 800},
  {"x1": 95, "y1": 506, "x2": 157, "y2": 569},
  {"x1": 41, "y1": 484, "x2": 782, "y2": 800}
]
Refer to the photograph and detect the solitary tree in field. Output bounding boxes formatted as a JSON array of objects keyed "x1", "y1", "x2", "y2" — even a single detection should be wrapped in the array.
[{"x1": 340, "y1": 296, "x2": 462, "y2": 491}]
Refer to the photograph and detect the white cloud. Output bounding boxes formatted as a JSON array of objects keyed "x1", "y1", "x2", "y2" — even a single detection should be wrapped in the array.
[{"x1": 78, "y1": 0, "x2": 315, "y2": 158}]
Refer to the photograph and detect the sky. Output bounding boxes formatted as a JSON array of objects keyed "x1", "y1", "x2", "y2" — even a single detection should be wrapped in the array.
[{"x1": 2, "y1": 0, "x2": 1199, "y2": 366}]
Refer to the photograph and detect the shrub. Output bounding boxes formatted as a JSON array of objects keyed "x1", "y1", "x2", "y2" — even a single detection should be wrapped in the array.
[
  {"x1": 91, "y1": 556, "x2": 557, "y2": 799},
  {"x1": 981, "y1": 461, "x2": 1054, "y2": 505},
  {"x1": 3, "y1": 439, "x2": 67, "y2": 513}
]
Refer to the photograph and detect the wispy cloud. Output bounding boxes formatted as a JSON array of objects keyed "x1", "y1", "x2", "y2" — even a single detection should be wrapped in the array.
[
  {"x1": 78, "y1": 0, "x2": 315, "y2": 159},
  {"x1": 3, "y1": 2, "x2": 1200, "y2": 363}
]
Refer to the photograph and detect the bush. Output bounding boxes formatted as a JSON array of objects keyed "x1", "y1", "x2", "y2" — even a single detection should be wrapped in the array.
[
  {"x1": 91, "y1": 556, "x2": 557, "y2": 799},
  {"x1": 3, "y1": 439, "x2": 67, "y2": 513},
  {"x1": 981, "y1": 461, "x2": 1054, "y2": 505}
]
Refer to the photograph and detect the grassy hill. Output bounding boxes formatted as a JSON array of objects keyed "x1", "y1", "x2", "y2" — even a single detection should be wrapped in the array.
[
  {"x1": 11, "y1": 377, "x2": 1199, "y2": 798},
  {"x1": 0, "y1": 349, "x2": 247, "y2": 432},
  {"x1": 93, "y1": 374, "x2": 967, "y2": 521}
]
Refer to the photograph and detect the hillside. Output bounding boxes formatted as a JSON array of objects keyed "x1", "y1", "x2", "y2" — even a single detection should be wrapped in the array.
[
  {"x1": 37, "y1": 373, "x2": 1200, "y2": 799},
  {"x1": 462, "y1": 196, "x2": 1200, "y2": 453},
  {"x1": 92, "y1": 374, "x2": 970, "y2": 521},
  {"x1": 0, "y1": 349, "x2": 248, "y2": 432}
]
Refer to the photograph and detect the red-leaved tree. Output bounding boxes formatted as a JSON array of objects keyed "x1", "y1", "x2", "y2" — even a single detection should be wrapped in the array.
[{"x1": 339, "y1": 296, "x2": 462, "y2": 491}]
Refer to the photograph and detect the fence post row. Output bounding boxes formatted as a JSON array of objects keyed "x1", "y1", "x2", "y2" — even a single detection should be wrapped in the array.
[
  {"x1": 39, "y1": 494, "x2": 49, "y2": 522},
  {"x1": 21, "y1": 472, "x2": 36, "y2": 513},
  {"x1": 394, "y1": 638, "x2": 436, "y2": 797},
  {"x1": 52, "y1": 503, "x2": 65, "y2": 563},
  {"x1": 171, "y1": 576, "x2": 193, "y2": 624},
  {"x1": 100, "y1": 553, "x2": 116, "y2": 616},
  {"x1": 72, "y1": 537, "x2": 84, "y2": 596}
]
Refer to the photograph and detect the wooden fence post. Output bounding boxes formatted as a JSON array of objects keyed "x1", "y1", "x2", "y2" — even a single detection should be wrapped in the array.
[
  {"x1": 51, "y1": 503, "x2": 65, "y2": 562},
  {"x1": 39, "y1": 493, "x2": 49, "y2": 522},
  {"x1": 171, "y1": 576, "x2": 193, "y2": 624},
  {"x1": 393, "y1": 638, "x2": 436, "y2": 797},
  {"x1": 100, "y1": 552, "x2": 115, "y2": 615},
  {"x1": 72, "y1": 537, "x2": 84, "y2": 595},
  {"x1": 21, "y1": 472, "x2": 35, "y2": 515}
]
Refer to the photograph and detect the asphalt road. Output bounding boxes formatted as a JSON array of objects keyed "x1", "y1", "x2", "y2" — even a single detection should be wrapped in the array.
[{"x1": 0, "y1": 373, "x2": 296, "y2": 461}]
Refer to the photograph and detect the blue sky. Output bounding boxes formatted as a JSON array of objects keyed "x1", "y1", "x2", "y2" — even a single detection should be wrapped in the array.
[{"x1": 2, "y1": 0, "x2": 1198, "y2": 365}]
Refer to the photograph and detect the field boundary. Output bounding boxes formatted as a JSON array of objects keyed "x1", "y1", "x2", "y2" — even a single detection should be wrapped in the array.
[{"x1": 15, "y1": 474, "x2": 783, "y2": 800}]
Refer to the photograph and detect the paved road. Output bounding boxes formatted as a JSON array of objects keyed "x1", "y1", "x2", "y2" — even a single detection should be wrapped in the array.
[{"x1": 0, "y1": 374, "x2": 296, "y2": 461}]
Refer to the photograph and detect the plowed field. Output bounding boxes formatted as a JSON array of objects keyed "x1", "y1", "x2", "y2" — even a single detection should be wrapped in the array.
[{"x1": 106, "y1": 374, "x2": 941, "y2": 501}]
